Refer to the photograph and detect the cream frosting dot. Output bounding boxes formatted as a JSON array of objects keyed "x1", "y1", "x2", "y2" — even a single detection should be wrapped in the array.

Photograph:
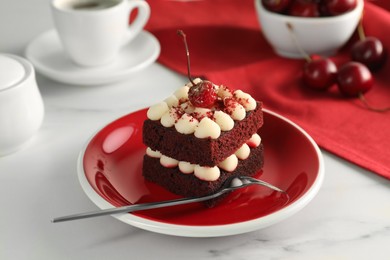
[
  {"x1": 193, "y1": 107, "x2": 212, "y2": 119},
  {"x1": 218, "y1": 154, "x2": 238, "y2": 172},
  {"x1": 174, "y1": 86, "x2": 189, "y2": 100},
  {"x1": 175, "y1": 114, "x2": 199, "y2": 134},
  {"x1": 178, "y1": 161, "x2": 195, "y2": 174},
  {"x1": 234, "y1": 90, "x2": 257, "y2": 111},
  {"x1": 164, "y1": 95, "x2": 179, "y2": 108},
  {"x1": 146, "y1": 147, "x2": 162, "y2": 158},
  {"x1": 160, "y1": 110, "x2": 178, "y2": 127},
  {"x1": 217, "y1": 85, "x2": 233, "y2": 98},
  {"x1": 160, "y1": 155, "x2": 178, "y2": 168},
  {"x1": 181, "y1": 102, "x2": 195, "y2": 114},
  {"x1": 147, "y1": 102, "x2": 169, "y2": 121},
  {"x1": 186, "y1": 78, "x2": 202, "y2": 86},
  {"x1": 194, "y1": 117, "x2": 221, "y2": 139},
  {"x1": 152, "y1": 133, "x2": 259, "y2": 181},
  {"x1": 213, "y1": 110, "x2": 234, "y2": 131},
  {"x1": 194, "y1": 165, "x2": 220, "y2": 181},
  {"x1": 194, "y1": 78, "x2": 202, "y2": 84},
  {"x1": 247, "y1": 133, "x2": 261, "y2": 148},
  {"x1": 228, "y1": 102, "x2": 246, "y2": 121},
  {"x1": 235, "y1": 143, "x2": 250, "y2": 160}
]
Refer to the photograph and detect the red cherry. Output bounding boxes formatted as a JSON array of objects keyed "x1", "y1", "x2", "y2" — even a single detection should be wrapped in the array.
[
  {"x1": 319, "y1": 1, "x2": 335, "y2": 16},
  {"x1": 303, "y1": 57, "x2": 337, "y2": 90},
  {"x1": 262, "y1": 0, "x2": 292, "y2": 13},
  {"x1": 325, "y1": 0, "x2": 357, "y2": 16},
  {"x1": 336, "y1": 62, "x2": 374, "y2": 97},
  {"x1": 177, "y1": 29, "x2": 217, "y2": 107},
  {"x1": 351, "y1": 37, "x2": 387, "y2": 72},
  {"x1": 288, "y1": 0, "x2": 320, "y2": 17},
  {"x1": 188, "y1": 81, "x2": 217, "y2": 108}
]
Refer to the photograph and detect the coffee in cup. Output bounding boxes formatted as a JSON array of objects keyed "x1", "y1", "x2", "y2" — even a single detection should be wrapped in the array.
[{"x1": 65, "y1": 0, "x2": 119, "y2": 10}]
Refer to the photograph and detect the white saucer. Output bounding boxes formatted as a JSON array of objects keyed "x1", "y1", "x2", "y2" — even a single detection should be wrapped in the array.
[{"x1": 25, "y1": 30, "x2": 160, "y2": 85}]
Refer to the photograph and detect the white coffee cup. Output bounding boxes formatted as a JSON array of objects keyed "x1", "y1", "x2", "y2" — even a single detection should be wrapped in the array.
[
  {"x1": 51, "y1": 0, "x2": 150, "y2": 67},
  {"x1": 0, "y1": 54, "x2": 44, "y2": 156}
]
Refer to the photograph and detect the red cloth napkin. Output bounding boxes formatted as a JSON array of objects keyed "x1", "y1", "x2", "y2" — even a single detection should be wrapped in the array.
[{"x1": 144, "y1": 0, "x2": 390, "y2": 179}]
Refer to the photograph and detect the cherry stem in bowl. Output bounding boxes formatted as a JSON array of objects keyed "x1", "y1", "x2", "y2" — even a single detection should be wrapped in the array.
[
  {"x1": 286, "y1": 22, "x2": 311, "y2": 62},
  {"x1": 358, "y1": 93, "x2": 390, "y2": 112},
  {"x1": 357, "y1": 12, "x2": 366, "y2": 41}
]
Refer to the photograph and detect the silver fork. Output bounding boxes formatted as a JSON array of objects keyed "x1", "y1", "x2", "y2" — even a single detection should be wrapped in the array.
[{"x1": 51, "y1": 176, "x2": 288, "y2": 223}]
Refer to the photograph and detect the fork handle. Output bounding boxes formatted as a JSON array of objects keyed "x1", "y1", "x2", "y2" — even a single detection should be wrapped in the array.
[{"x1": 51, "y1": 192, "x2": 220, "y2": 223}]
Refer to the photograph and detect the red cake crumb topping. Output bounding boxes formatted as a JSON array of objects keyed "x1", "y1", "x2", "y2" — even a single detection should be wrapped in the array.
[
  {"x1": 223, "y1": 97, "x2": 238, "y2": 115},
  {"x1": 191, "y1": 111, "x2": 214, "y2": 121},
  {"x1": 171, "y1": 107, "x2": 184, "y2": 123},
  {"x1": 234, "y1": 96, "x2": 250, "y2": 106}
]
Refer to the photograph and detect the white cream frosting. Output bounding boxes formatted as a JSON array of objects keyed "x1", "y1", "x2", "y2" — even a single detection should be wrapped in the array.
[
  {"x1": 213, "y1": 110, "x2": 234, "y2": 131},
  {"x1": 147, "y1": 102, "x2": 169, "y2": 121},
  {"x1": 146, "y1": 147, "x2": 162, "y2": 158},
  {"x1": 234, "y1": 90, "x2": 257, "y2": 111},
  {"x1": 160, "y1": 110, "x2": 178, "y2": 127},
  {"x1": 217, "y1": 85, "x2": 233, "y2": 99},
  {"x1": 218, "y1": 154, "x2": 238, "y2": 172},
  {"x1": 235, "y1": 143, "x2": 250, "y2": 160},
  {"x1": 160, "y1": 155, "x2": 179, "y2": 168},
  {"x1": 226, "y1": 101, "x2": 246, "y2": 121},
  {"x1": 178, "y1": 161, "x2": 195, "y2": 174},
  {"x1": 146, "y1": 132, "x2": 261, "y2": 181},
  {"x1": 175, "y1": 113, "x2": 199, "y2": 134},
  {"x1": 193, "y1": 107, "x2": 212, "y2": 119},
  {"x1": 146, "y1": 79, "x2": 258, "y2": 139},
  {"x1": 194, "y1": 165, "x2": 220, "y2": 181},
  {"x1": 187, "y1": 78, "x2": 202, "y2": 86},
  {"x1": 174, "y1": 86, "x2": 189, "y2": 101},
  {"x1": 164, "y1": 95, "x2": 179, "y2": 108},
  {"x1": 247, "y1": 133, "x2": 261, "y2": 148},
  {"x1": 182, "y1": 102, "x2": 195, "y2": 114},
  {"x1": 194, "y1": 117, "x2": 221, "y2": 139}
]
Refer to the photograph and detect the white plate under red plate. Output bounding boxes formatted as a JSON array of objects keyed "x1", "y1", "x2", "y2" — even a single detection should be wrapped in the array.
[{"x1": 77, "y1": 108, "x2": 324, "y2": 237}]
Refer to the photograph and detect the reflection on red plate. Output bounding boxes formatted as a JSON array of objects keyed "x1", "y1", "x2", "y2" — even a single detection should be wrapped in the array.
[{"x1": 83, "y1": 109, "x2": 320, "y2": 226}]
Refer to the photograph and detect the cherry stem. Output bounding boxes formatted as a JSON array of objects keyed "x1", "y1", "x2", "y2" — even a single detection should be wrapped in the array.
[
  {"x1": 286, "y1": 22, "x2": 311, "y2": 62},
  {"x1": 358, "y1": 92, "x2": 390, "y2": 112},
  {"x1": 357, "y1": 12, "x2": 366, "y2": 41},
  {"x1": 177, "y1": 30, "x2": 196, "y2": 86}
]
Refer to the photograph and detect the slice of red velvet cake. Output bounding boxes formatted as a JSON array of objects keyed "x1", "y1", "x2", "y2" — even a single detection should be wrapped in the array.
[{"x1": 142, "y1": 78, "x2": 264, "y2": 207}]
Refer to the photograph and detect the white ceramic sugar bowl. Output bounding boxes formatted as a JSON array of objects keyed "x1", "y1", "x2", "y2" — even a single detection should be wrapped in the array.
[{"x1": 0, "y1": 54, "x2": 44, "y2": 156}]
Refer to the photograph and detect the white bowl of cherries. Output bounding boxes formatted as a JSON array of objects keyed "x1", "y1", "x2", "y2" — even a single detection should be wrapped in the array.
[
  {"x1": 255, "y1": 0, "x2": 363, "y2": 58},
  {"x1": 256, "y1": 0, "x2": 388, "y2": 111}
]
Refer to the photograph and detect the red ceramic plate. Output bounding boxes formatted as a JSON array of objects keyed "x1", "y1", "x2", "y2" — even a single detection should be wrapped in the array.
[{"x1": 78, "y1": 108, "x2": 324, "y2": 237}]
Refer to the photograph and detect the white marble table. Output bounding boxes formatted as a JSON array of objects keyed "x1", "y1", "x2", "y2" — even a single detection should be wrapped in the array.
[{"x1": 1, "y1": 1, "x2": 390, "y2": 259}]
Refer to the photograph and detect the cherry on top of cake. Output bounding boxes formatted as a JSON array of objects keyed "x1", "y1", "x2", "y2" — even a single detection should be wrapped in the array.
[{"x1": 146, "y1": 30, "x2": 259, "y2": 140}]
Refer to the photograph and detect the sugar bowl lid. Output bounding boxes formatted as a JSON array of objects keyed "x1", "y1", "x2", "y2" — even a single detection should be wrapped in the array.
[{"x1": 0, "y1": 54, "x2": 27, "y2": 91}]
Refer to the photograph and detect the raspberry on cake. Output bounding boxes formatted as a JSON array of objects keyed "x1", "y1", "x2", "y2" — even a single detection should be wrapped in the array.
[{"x1": 142, "y1": 30, "x2": 264, "y2": 207}]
